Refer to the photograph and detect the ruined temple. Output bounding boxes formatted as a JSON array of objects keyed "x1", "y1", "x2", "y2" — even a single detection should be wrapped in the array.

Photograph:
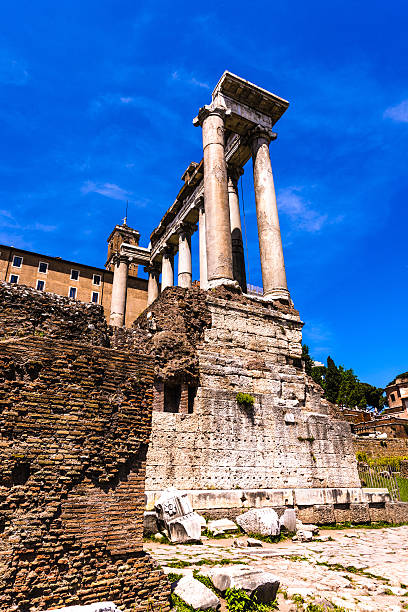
[{"x1": 1, "y1": 71, "x2": 406, "y2": 611}]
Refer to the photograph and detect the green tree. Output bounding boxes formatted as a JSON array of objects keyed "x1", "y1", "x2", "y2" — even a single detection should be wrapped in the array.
[
  {"x1": 324, "y1": 356, "x2": 341, "y2": 403},
  {"x1": 302, "y1": 344, "x2": 314, "y2": 376}
]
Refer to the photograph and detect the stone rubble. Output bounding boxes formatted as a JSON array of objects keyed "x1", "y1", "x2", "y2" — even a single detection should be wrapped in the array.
[
  {"x1": 206, "y1": 565, "x2": 280, "y2": 603},
  {"x1": 155, "y1": 488, "x2": 202, "y2": 543},
  {"x1": 236, "y1": 508, "x2": 280, "y2": 537},
  {"x1": 207, "y1": 518, "x2": 239, "y2": 535},
  {"x1": 146, "y1": 525, "x2": 408, "y2": 612},
  {"x1": 173, "y1": 575, "x2": 220, "y2": 610}
]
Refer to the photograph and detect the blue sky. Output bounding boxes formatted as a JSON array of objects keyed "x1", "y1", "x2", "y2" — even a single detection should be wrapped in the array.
[{"x1": 1, "y1": 1, "x2": 407, "y2": 387}]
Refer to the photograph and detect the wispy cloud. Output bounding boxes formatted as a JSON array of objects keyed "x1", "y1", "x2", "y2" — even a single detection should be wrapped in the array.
[
  {"x1": 278, "y1": 187, "x2": 328, "y2": 233},
  {"x1": 303, "y1": 320, "x2": 333, "y2": 355},
  {"x1": 171, "y1": 70, "x2": 210, "y2": 89},
  {"x1": 81, "y1": 181, "x2": 131, "y2": 201},
  {"x1": 80, "y1": 181, "x2": 149, "y2": 208},
  {"x1": 384, "y1": 100, "x2": 408, "y2": 123},
  {"x1": 0, "y1": 51, "x2": 29, "y2": 85},
  {"x1": 0, "y1": 210, "x2": 56, "y2": 233}
]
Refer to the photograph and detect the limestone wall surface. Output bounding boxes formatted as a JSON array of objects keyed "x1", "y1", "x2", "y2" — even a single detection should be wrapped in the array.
[
  {"x1": 146, "y1": 293, "x2": 360, "y2": 493},
  {"x1": 0, "y1": 285, "x2": 170, "y2": 612}
]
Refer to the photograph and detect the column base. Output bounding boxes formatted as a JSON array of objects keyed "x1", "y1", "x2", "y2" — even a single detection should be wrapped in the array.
[
  {"x1": 109, "y1": 312, "x2": 125, "y2": 327},
  {"x1": 262, "y1": 287, "x2": 291, "y2": 303},
  {"x1": 207, "y1": 278, "x2": 241, "y2": 291}
]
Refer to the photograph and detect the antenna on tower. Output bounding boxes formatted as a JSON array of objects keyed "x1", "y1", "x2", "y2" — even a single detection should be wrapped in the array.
[{"x1": 123, "y1": 201, "x2": 128, "y2": 226}]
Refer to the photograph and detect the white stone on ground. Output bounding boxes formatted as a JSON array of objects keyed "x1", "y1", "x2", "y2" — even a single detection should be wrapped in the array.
[
  {"x1": 207, "y1": 518, "x2": 238, "y2": 534},
  {"x1": 208, "y1": 565, "x2": 280, "y2": 603},
  {"x1": 174, "y1": 575, "x2": 220, "y2": 610},
  {"x1": 236, "y1": 508, "x2": 280, "y2": 537},
  {"x1": 279, "y1": 508, "x2": 296, "y2": 532}
]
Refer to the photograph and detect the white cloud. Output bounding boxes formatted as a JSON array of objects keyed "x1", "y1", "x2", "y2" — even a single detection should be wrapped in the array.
[
  {"x1": 120, "y1": 96, "x2": 134, "y2": 104},
  {"x1": 81, "y1": 181, "x2": 131, "y2": 201},
  {"x1": 383, "y1": 100, "x2": 408, "y2": 123},
  {"x1": 171, "y1": 69, "x2": 210, "y2": 90},
  {"x1": 278, "y1": 187, "x2": 327, "y2": 233}
]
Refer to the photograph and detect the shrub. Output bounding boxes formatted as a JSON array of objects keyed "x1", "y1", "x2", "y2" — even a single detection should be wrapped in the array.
[{"x1": 236, "y1": 393, "x2": 255, "y2": 409}]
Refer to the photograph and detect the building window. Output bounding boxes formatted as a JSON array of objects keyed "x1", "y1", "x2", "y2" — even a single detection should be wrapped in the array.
[
  {"x1": 9, "y1": 274, "x2": 19, "y2": 284},
  {"x1": 93, "y1": 274, "x2": 101, "y2": 286},
  {"x1": 390, "y1": 393, "x2": 396, "y2": 402},
  {"x1": 69, "y1": 287, "x2": 77, "y2": 299},
  {"x1": 164, "y1": 383, "x2": 181, "y2": 413},
  {"x1": 36, "y1": 279, "x2": 45, "y2": 291},
  {"x1": 91, "y1": 291, "x2": 99, "y2": 304},
  {"x1": 70, "y1": 269, "x2": 79, "y2": 281},
  {"x1": 12, "y1": 255, "x2": 23, "y2": 268},
  {"x1": 38, "y1": 261, "x2": 48, "y2": 274}
]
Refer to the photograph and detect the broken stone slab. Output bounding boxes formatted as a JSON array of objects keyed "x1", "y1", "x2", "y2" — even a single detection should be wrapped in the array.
[
  {"x1": 40, "y1": 604, "x2": 121, "y2": 612},
  {"x1": 293, "y1": 529, "x2": 313, "y2": 542},
  {"x1": 174, "y1": 575, "x2": 220, "y2": 610},
  {"x1": 155, "y1": 487, "x2": 202, "y2": 543},
  {"x1": 247, "y1": 537, "x2": 263, "y2": 547},
  {"x1": 207, "y1": 518, "x2": 238, "y2": 535},
  {"x1": 197, "y1": 513, "x2": 207, "y2": 532},
  {"x1": 207, "y1": 566, "x2": 280, "y2": 603},
  {"x1": 279, "y1": 508, "x2": 296, "y2": 532},
  {"x1": 301, "y1": 523, "x2": 319, "y2": 535},
  {"x1": 236, "y1": 508, "x2": 280, "y2": 537}
]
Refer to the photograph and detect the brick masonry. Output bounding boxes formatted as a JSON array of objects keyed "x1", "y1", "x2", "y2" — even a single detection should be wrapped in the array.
[
  {"x1": 353, "y1": 438, "x2": 408, "y2": 460},
  {"x1": 0, "y1": 285, "x2": 170, "y2": 611}
]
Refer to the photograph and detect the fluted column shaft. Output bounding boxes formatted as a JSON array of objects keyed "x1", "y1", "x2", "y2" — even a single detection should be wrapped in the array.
[
  {"x1": 178, "y1": 225, "x2": 192, "y2": 288},
  {"x1": 196, "y1": 106, "x2": 234, "y2": 287},
  {"x1": 198, "y1": 199, "x2": 208, "y2": 290},
  {"x1": 250, "y1": 127, "x2": 290, "y2": 302},
  {"x1": 110, "y1": 255, "x2": 129, "y2": 327},
  {"x1": 161, "y1": 248, "x2": 174, "y2": 290},
  {"x1": 228, "y1": 167, "x2": 247, "y2": 293},
  {"x1": 146, "y1": 263, "x2": 160, "y2": 305}
]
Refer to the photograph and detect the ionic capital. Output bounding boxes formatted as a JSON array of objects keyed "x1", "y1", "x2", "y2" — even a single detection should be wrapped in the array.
[
  {"x1": 193, "y1": 103, "x2": 231, "y2": 127},
  {"x1": 246, "y1": 124, "x2": 277, "y2": 147},
  {"x1": 195, "y1": 195, "x2": 205, "y2": 213},
  {"x1": 144, "y1": 262, "x2": 160, "y2": 276},
  {"x1": 175, "y1": 221, "x2": 197, "y2": 239},
  {"x1": 162, "y1": 244, "x2": 176, "y2": 257},
  {"x1": 112, "y1": 253, "x2": 130, "y2": 267}
]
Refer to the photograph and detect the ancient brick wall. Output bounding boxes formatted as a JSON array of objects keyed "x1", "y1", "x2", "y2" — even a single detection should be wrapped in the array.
[
  {"x1": 0, "y1": 281, "x2": 109, "y2": 345},
  {"x1": 145, "y1": 291, "x2": 360, "y2": 493},
  {"x1": 353, "y1": 437, "x2": 408, "y2": 460},
  {"x1": 0, "y1": 285, "x2": 170, "y2": 612}
]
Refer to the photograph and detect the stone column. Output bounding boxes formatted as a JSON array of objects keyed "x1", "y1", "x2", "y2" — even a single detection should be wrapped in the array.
[
  {"x1": 194, "y1": 105, "x2": 234, "y2": 288},
  {"x1": 161, "y1": 246, "x2": 174, "y2": 290},
  {"x1": 177, "y1": 223, "x2": 193, "y2": 289},
  {"x1": 249, "y1": 126, "x2": 290, "y2": 302},
  {"x1": 197, "y1": 197, "x2": 208, "y2": 290},
  {"x1": 145, "y1": 263, "x2": 160, "y2": 305},
  {"x1": 109, "y1": 254, "x2": 129, "y2": 327},
  {"x1": 227, "y1": 165, "x2": 247, "y2": 293}
]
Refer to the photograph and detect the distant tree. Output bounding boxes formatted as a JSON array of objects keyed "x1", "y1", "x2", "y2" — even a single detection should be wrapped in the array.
[
  {"x1": 337, "y1": 368, "x2": 358, "y2": 407},
  {"x1": 302, "y1": 344, "x2": 314, "y2": 376},
  {"x1": 324, "y1": 356, "x2": 342, "y2": 403},
  {"x1": 311, "y1": 365, "x2": 326, "y2": 389},
  {"x1": 359, "y1": 382, "x2": 386, "y2": 411}
]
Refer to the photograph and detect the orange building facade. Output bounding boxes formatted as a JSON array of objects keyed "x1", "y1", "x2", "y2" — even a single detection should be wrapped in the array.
[{"x1": 0, "y1": 225, "x2": 149, "y2": 327}]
